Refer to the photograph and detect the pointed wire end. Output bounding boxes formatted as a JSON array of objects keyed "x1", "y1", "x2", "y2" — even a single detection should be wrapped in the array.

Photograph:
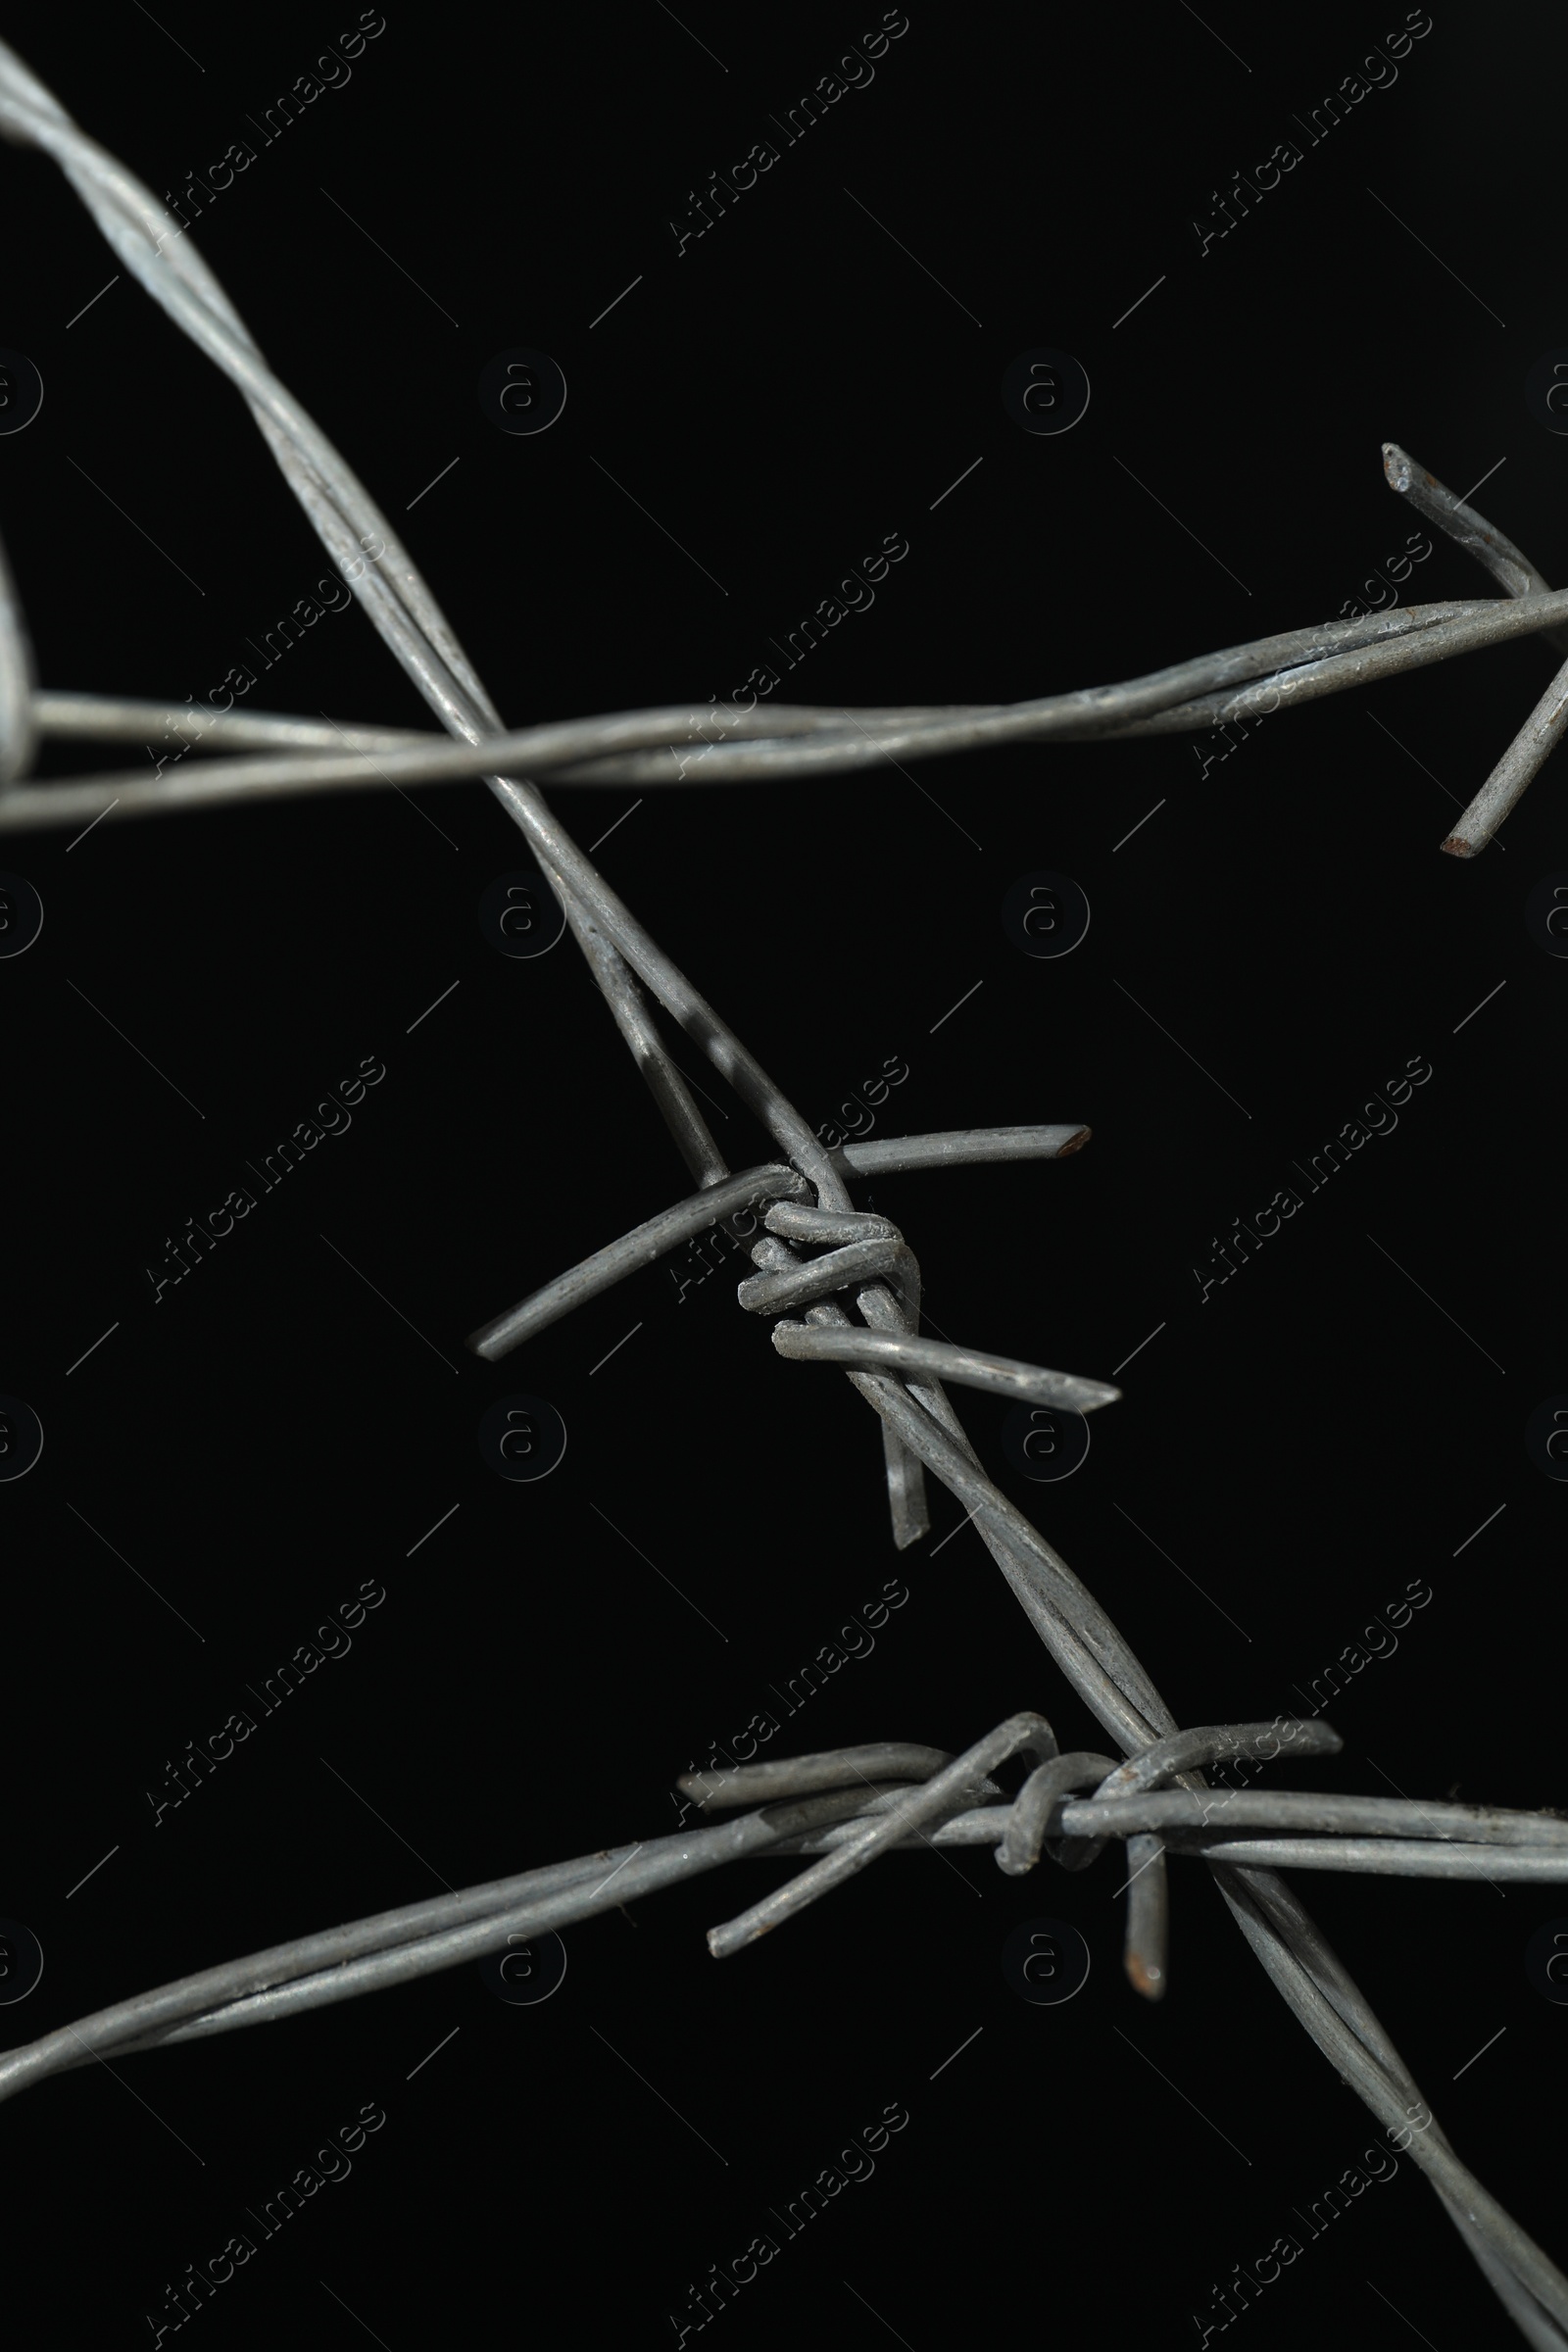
[
  {"x1": 1072, "y1": 1379, "x2": 1121, "y2": 1414},
  {"x1": 1126, "y1": 1950, "x2": 1166, "y2": 2002},
  {"x1": 1440, "y1": 833, "x2": 1479, "y2": 858},
  {"x1": 1058, "y1": 1124, "x2": 1093, "y2": 1157},
  {"x1": 464, "y1": 1312, "x2": 513, "y2": 1356}
]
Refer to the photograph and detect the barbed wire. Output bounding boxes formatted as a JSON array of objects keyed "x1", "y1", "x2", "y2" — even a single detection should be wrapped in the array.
[
  {"x1": 6, "y1": 1718, "x2": 1567, "y2": 2094},
  {"x1": 2, "y1": 34, "x2": 1563, "y2": 2346},
  {"x1": 2, "y1": 564, "x2": 1566, "y2": 834}
]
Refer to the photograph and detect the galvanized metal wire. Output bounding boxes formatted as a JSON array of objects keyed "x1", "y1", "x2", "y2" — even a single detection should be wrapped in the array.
[
  {"x1": 8, "y1": 1720, "x2": 1567, "y2": 2092},
  {"x1": 2, "y1": 35, "x2": 1565, "y2": 2346},
  {"x1": 4, "y1": 576, "x2": 1568, "y2": 831}
]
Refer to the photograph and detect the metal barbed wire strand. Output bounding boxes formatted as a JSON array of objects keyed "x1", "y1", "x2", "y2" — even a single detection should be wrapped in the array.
[
  {"x1": 554, "y1": 903, "x2": 943, "y2": 1547},
  {"x1": 1259, "y1": 1859, "x2": 1565, "y2": 2352},
  {"x1": 6, "y1": 581, "x2": 1568, "y2": 827},
  {"x1": 2, "y1": 43, "x2": 1562, "y2": 2343},
  {"x1": 1446, "y1": 659, "x2": 1568, "y2": 858},
  {"x1": 19, "y1": 36, "x2": 948, "y2": 1547},
  {"x1": 0, "y1": 1762, "x2": 1007, "y2": 2093},
  {"x1": 703, "y1": 1712, "x2": 1062, "y2": 1960},
  {"x1": 1383, "y1": 440, "x2": 1568, "y2": 622},
  {"x1": 1212, "y1": 1862, "x2": 1568, "y2": 2352},
  {"x1": 799, "y1": 1822, "x2": 1568, "y2": 1877},
  {"x1": 461, "y1": 1133, "x2": 1093, "y2": 1358},
  {"x1": 0, "y1": 77, "x2": 1533, "y2": 2314},
  {"x1": 695, "y1": 1733, "x2": 1568, "y2": 2352},
  {"x1": 693, "y1": 1718, "x2": 1568, "y2": 1956},
  {"x1": 0, "y1": 17, "x2": 994, "y2": 1741},
  {"x1": 1381, "y1": 439, "x2": 1568, "y2": 856},
  {"x1": 549, "y1": 858, "x2": 960, "y2": 1557},
  {"x1": 453, "y1": 808, "x2": 1568, "y2": 2339},
  {"x1": 0, "y1": 442, "x2": 1562, "y2": 835},
  {"x1": 704, "y1": 1718, "x2": 1324, "y2": 1971},
  {"x1": 7, "y1": 1722, "x2": 1567, "y2": 2086},
  {"x1": 5, "y1": 1718, "x2": 1568, "y2": 2352},
  {"x1": 0, "y1": 435, "x2": 1563, "y2": 828}
]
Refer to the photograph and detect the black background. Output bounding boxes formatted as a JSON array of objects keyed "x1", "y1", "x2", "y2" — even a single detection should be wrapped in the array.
[{"x1": 1, "y1": 5, "x2": 1564, "y2": 2346}]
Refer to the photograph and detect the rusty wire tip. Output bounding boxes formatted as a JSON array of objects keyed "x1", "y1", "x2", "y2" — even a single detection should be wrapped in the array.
[
  {"x1": 1125, "y1": 1951, "x2": 1167, "y2": 2002},
  {"x1": 1057, "y1": 1124, "x2": 1092, "y2": 1155},
  {"x1": 1440, "y1": 834, "x2": 1477, "y2": 858}
]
